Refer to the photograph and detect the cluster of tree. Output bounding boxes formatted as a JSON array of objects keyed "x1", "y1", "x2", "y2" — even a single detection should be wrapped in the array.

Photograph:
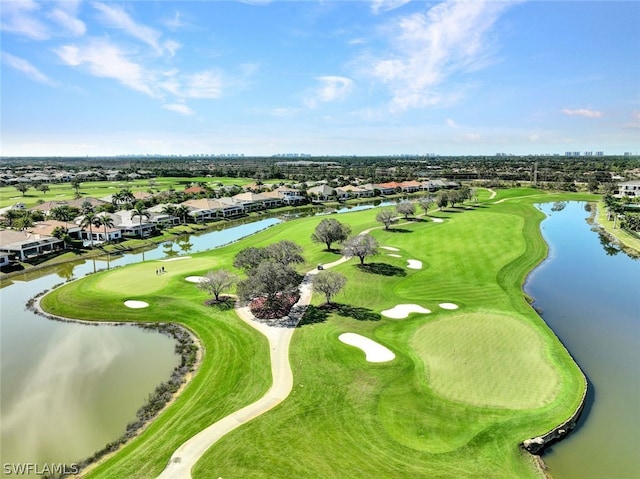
[
  {"x1": 233, "y1": 240, "x2": 305, "y2": 310},
  {"x1": 1, "y1": 208, "x2": 45, "y2": 230},
  {"x1": 604, "y1": 194, "x2": 640, "y2": 232}
]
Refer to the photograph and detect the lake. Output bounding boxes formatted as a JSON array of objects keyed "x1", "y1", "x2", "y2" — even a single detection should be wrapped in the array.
[{"x1": 526, "y1": 202, "x2": 640, "y2": 479}]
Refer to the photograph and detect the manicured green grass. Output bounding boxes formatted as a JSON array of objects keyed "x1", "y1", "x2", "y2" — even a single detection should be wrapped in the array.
[
  {"x1": 412, "y1": 311, "x2": 561, "y2": 409},
  {"x1": 0, "y1": 177, "x2": 265, "y2": 209},
  {"x1": 39, "y1": 189, "x2": 589, "y2": 478}
]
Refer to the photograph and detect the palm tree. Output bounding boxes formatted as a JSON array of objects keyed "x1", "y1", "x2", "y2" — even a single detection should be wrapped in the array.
[
  {"x1": 80, "y1": 200, "x2": 94, "y2": 215},
  {"x1": 50, "y1": 205, "x2": 75, "y2": 230},
  {"x1": 80, "y1": 211, "x2": 99, "y2": 248},
  {"x1": 130, "y1": 202, "x2": 150, "y2": 237},
  {"x1": 175, "y1": 205, "x2": 191, "y2": 224},
  {"x1": 97, "y1": 215, "x2": 116, "y2": 244}
]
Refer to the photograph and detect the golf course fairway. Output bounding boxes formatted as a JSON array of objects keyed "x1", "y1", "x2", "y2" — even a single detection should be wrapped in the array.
[{"x1": 39, "y1": 188, "x2": 590, "y2": 478}]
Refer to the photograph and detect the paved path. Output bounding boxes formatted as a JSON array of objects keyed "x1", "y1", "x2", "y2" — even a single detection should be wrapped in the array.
[
  {"x1": 156, "y1": 257, "x2": 348, "y2": 479},
  {"x1": 156, "y1": 210, "x2": 433, "y2": 478}
]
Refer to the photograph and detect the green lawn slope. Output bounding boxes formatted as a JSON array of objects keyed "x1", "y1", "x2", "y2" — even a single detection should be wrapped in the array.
[{"x1": 40, "y1": 188, "x2": 590, "y2": 478}]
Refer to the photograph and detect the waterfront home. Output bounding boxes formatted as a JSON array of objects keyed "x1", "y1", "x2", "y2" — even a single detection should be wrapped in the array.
[
  {"x1": 374, "y1": 182, "x2": 400, "y2": 195},
  {"x1": 336, "y1": 185, "x2": 373, "y2": 198},
  {"x1": 398, "y1": 180, "x2": 422, "y2": 193},
  {"x1": 307, "y1": 185, "x2": 337, "y2": 202},
  {"x1": 0, "y1": 229, "x2": 64, "y2": 261},
  {"x1": 233, "y1": 192, "x2": 283, "y2": 210}
]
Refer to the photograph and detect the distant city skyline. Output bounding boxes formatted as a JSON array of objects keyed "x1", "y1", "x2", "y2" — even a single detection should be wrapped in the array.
[{"x1": 1, "y1": 0, "x2": 639, "y2": 157}]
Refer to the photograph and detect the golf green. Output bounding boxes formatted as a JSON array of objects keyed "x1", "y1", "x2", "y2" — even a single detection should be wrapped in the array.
[{"x1": 411, "y1": 311, "x2": 561, "y2": 409}]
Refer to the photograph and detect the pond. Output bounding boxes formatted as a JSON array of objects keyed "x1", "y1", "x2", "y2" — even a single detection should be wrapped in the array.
[
  {"x1": 0, "y1": 218, "x2": 281, "y2": 474},
  {"x1": 526, "y1": 202, "x2": 640, "y2": 479}
]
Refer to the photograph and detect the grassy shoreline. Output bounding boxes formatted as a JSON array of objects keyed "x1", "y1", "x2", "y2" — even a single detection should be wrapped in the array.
[{"x1": 38, "y1": 188, "x2": 591, "y2": 478}]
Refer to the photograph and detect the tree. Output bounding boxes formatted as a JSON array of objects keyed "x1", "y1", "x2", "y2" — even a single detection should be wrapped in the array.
[
  {"x1": 15, "y1": 184, "x2": 29, "y2": 196},
  {"x1": 396, "y1": 201, "x2": 415, "y2": 219},
  {"x1": 343, "y1": 234, "x2": 378, "y2": 265},
  {"x1": 233, "y1": 246, "x2": 270, "y2": 271},
  {"x1": 376, "y1": 209, "x2": 396, "y2": 230},
  {"x1": 130, "y1": 202, "x2": 150, "y2": 236},
  {"x1": 237, "y1": 260, "x2": 300, "y2": 307},
  {"x1": 175, "y1": 205, "x2": 191, "y2": 224},
  {"x1": 418, "y1": 195, "x2": 434, "y2": 215},
  {"x1": 198, "y1": 269, "x2": 237, "y2": 302},
  {"x1": 71, "y1": 179, "x2": 82, "y2": 199},
  {"x1": 161, "y1": 204, "x2": 178, "y2": 218},
  {"x1": 81, "y1": 200, "x2": 94, "y2": 215},
  {"x1": 80, "y1": 212, "x2": 100, "y2": 248},
  {"x1": 265, "y1": 240, "x2": 304, "y2": 267},
  {"x1": 436, "y1": 191, "x2": 449, "y2": 210},
  {"x1": 13, "y1": 211, "x2": 35, "y2": 231},
  {"x1": 313, "y1": 270, "x2": 347, "y2": 305},
  {"x1": 37, "y1": 183, "x2": 50, "y2": 195},
  {"x1": 97, "y1": 215, "x2": 115, "y2": 243},
  {"x1": 50, "y1": 205, "x2": 75, "y2": 225},
  {"x1": 311, "y1": 218, "x2": 351, "y2": 251}
]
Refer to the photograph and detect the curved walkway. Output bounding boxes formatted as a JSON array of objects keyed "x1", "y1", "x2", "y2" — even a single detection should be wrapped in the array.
[
  {"x1": 157, "y1": 212, "x2": 434, "y2": 477},
  {"x1": 156, "y1": 256, "x2": 348, "y2": 479}
]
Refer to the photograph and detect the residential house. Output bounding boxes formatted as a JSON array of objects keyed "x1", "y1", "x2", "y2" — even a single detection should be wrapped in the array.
[
  {"x1": 307, "y1": 185, "x2": 337, "y2": 202},
  {"x1": 617, "y1": 180, "x2": 640, "y2": 198},
  {"x1": 233, "y1": 192, "x2": 283, "y2": 210},
  {"x1": 0, "y1": 229, "x2": 64, "y2": 261},
  {"x1": 398, "y1": 180, "x2": 422, "y2": 193},
  {"x1": 335, "y1": 185, "x2": 373, "y2": 198},
  {"x1": 374, "y1": 182, "x2": 399, "y2": 195},
  {"x1": 263, "y1": 186, "x2": 307, "y2": 205},
  {"x1": 28, "y1": 220, "x2": 82, "y2": 240},
  {"x1": 0, "y1": 252, "x2": 10, "y2": 268}
]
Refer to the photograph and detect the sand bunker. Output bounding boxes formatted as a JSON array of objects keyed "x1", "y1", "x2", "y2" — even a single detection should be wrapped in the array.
[
  {"x1": 407, "y1": 259, "x2": 423, "y2": 269},
  {"x1": 338, "y1": 333, "x2": 395, "y2": 362},
  {"x1": 161, "y1": 256, "x2": 192, "y2": 262},
  {"x1": 439, "y1": 303, "x2": 459, "y2": 310},
  {"x1": 381, "y1": 246, "x2": 399, "y2": 251},
  {"x1": 386, "y1": 253, "x2": 401, "y2": 258},
  {"x1": 431, "y1": 218, "x2": 444, "y2": 223},
  {"x1": 381, "y1": 304, "x2": 431, "y2": 319},
  {"x1": 185, "y1": 276, "x2": 206, "y2": 283},
  {"x1": 124, "y1": 300, "x2": 149, "y2": 309}
]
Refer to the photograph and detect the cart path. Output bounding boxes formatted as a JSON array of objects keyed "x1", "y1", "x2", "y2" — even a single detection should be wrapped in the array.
[{"x1": 156, "y1": 256, "x2": 348, "y2": 479}]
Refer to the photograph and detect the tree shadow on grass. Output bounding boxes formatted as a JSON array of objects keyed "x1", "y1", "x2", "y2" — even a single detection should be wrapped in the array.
[
  {"x1": 386, "y1": 227, "x2": 412, "y2": 233},
  {"x1": 204, "y1": 296, "x2": 235, "y2": 310},
  {"x1": 298, "y1": 302, "x2": 381, "y2": 326},
  {"x1": 356, "y1": 262, "x2": 407, "y2": 277}
]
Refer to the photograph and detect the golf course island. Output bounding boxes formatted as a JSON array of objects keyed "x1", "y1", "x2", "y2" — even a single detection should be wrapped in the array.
[{"x1": 39, "y1": 188, "x2": 589, "y2": 479}]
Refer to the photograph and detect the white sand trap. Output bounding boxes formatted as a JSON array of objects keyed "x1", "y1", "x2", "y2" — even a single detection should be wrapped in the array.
[
  {"x1": 381, "y1": 304, "x2": 431, "y2": 319},
  {"x1": 124, "y1": 300, "x2": 149, "y2": 309},
  {"x1": 185, "y1": 276, "x2": 206, "y2": 283},
  {"x1": 161, "y1": 256, "x2": 192, "y2": 262},
  {"x1": 381, "y1": 246, "x2": 399, "y2": 251},
  {"x1": 439, "y1": 302, "x2": 459, "y2": 310},
  {"x1": 407, "y1": 259, "x2": 423, "y2": 269},
  {"x1": 431, "y1": 218, "x2": 444, "y2": 223},
  {"x1": 386, "y1": 253, "x2": 401, "y2": 258},
  {"x1": 338, "y1": 333, "x2": 395, "y2": 363}
]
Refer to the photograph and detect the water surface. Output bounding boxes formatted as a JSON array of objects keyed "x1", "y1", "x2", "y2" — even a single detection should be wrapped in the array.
[{"x1": 526, "y1": 202, "x2": 639, "y2": 479}]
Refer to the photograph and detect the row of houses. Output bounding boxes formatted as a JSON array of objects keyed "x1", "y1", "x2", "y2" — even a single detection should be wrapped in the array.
[{"x1": 306, "y1": 180, "x2": 458, "y2": 201}]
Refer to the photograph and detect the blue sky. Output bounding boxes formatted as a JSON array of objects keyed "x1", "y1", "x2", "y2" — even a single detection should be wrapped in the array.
[{"x1": 1, "y1": 0, "x2": 638, "y2": 157}]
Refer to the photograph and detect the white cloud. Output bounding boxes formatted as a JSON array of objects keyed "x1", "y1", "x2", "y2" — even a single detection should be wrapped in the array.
[
  {"x1": 369, "y1": 0, "x2": 515, "y2": 112},
  {"x1": 562, "y1": 108, "x2": 603, "y2": 118},
  {"x1": 92, "y1": 2, "x2": 165, "y2": 54},
  {"x1": 163, "y1": 39, "x2": 181, "y2": 59},
  {"x1": 371, "y1": 0, "x2": 411, "y2": 15},
  {"x1": 48, "y1": 8, "x2": 86, "y2": 36},
  {"x1": 0, "y1": 0, "x2": 50, "y2": 40},
  {"x1": 163, "y1": 103, "x2": 194, "y2": 116},
  {"x1": 55, "y1": 40, "x2": 155, "y2": 96},
  {"x1": 305, "y1": 76, "x2": 354, "y2": 108},
  {"x1": 1, "y1": 52, "x2": 56, "y2": 85},
  {"x1": 446, "y1": 118, "x2": 458, "y2": 128},
  {"x1": 184, "y1": 71, "x2": 223, "y2": 99}
]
